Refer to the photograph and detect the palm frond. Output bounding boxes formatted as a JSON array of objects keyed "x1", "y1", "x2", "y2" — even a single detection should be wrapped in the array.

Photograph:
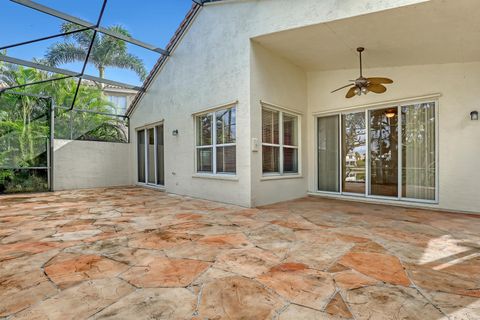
[
  {"x1": 45, "y1": 43, "x2": 87, "y2": 67},
  {"x1": 107, "y1": 53, "x2": 147, "y2": 81}
]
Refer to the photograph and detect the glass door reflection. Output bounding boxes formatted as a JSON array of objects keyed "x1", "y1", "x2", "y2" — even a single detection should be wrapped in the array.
[
  {"x1": 369, "y1": 108, "x2": 399, "y2": 197},
  {"x1": 342, "y1": 112, "x2": 366, "y2": 194}
]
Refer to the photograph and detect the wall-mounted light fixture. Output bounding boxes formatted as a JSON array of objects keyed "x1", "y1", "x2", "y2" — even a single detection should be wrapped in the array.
[
  {"x1": 471, "y1": 111, "x2": 478, "y2": 121},
  {"x1": 172, "y1": 129, "x2": 179, "y2": 136}
]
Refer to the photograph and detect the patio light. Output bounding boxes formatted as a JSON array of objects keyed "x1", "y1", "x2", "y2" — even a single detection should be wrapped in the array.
[{"x1": 470, "y1": 111, "x2": 478, "y2": 121}]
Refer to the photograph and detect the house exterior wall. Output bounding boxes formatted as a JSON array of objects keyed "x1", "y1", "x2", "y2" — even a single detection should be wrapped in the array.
[
  {"x1": 53, "y1": 139, "x2": 132, "y2": 191},
  {"x1": 130, "y1": 0, "x2": 431, "y2": 207},
  {"x1": 250, "y1": 42, "x2": 308, "y2": 206},
  {"x1": 307, "y1": 62, "x2": 480, "y2": 213}
]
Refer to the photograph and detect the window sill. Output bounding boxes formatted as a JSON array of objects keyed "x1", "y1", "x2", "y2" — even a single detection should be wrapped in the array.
[
  {"x1": 192, "y1": 174, "x2": 239, "y2": 181},
  {"x1": 260, "y1": 174, "x2": 303, "y2": 181}
]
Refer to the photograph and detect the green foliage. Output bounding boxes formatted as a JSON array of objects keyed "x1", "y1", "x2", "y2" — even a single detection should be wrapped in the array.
[
  {"x1": 0, "y1": 169, "x2": 48, "y2": 194},
  {"x1": 46, "y1": 22, "x2": 147, "y2": 81}
]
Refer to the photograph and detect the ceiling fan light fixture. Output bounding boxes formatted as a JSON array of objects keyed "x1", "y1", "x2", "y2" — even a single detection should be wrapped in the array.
[
  {"x1": 385, "y1": 111, "x2": 396, "y2": 118},
  {"x1": 330, "y1": 47, "x2": 393, "y2": 99}
]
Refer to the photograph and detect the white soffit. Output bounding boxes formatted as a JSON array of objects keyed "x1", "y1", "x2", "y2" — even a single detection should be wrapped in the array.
[{"x1": 252, "y1": 0, "x2": 480, "y2": 70}]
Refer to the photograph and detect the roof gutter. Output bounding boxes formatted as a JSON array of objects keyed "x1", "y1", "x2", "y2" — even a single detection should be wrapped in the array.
[{"x1": 126, "y1": 3, "x2": 203, "y2": 117}]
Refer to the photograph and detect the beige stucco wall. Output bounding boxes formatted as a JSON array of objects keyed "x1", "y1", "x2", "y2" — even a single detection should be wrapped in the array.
[
  {"x1": 130, "y1": 0, "x2": 426, "y2": 207},
  {"x1": 250, "y1": 42, "x2": 308, "y2": 206},
  {"x1": 307, "y1": 62, "x2": 480, "y2": 213},
  {"x1": 53, "y1": 139, "x2": 132, "y2": 191}
]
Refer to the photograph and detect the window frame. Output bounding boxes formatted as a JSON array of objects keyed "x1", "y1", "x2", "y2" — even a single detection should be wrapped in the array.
[
  {"x1": 194, "y1": 104, "x2": 237, "y2": 175},
  {"x1": 314, "y1": 97, "x2": 439, "y2": 204},
  {"x1": 261, "y1": 105, "x2": 301, "y2": 176}
]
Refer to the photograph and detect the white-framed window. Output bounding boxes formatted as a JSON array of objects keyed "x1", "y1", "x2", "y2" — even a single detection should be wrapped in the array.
[
  {"x1": 107, "y1": 95, "x2": 128, "y2": 115},
  {"x1": 262, "y1": 106, "x2": 299, "y2": 175},
  {"x1": 195, "y1": 105, "x2": 236, "y2": 174}
]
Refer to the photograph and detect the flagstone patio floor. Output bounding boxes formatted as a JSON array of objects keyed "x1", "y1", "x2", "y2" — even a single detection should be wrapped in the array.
[{"x1": 0, "y1": 187, "x2": 479, "y2": 319}]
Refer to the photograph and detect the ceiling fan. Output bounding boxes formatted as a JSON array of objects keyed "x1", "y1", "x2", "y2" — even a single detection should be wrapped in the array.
[{"x1": 331, "y1": 47, "x2": 393, "y2": 98}]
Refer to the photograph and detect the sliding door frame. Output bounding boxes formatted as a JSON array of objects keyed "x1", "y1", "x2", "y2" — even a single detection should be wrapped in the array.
[
  {"x1": 314, "y1": 96, "x2": 439, "y2": 204},
  {"x1": 136, "y1": 121, "x2": 165, "y2": 189}
]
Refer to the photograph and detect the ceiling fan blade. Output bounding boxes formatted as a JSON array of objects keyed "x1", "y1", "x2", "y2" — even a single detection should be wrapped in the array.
[
  {"x1": 331, "y1": 83, "x2": 354, "y2": 93},
  {"x1": 367, "y1": 77, "x2": 393, "y2": 84},
  {"x1": 346, "y1": 86, "x2": 357, "y2": 98},
  {"x1": 367, "y1": 83, "x2": 387, "y2": 94}
]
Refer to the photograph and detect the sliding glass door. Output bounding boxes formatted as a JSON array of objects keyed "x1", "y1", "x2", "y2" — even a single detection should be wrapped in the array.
[
  {"x1": 342, "y1": 112, "x2": 366, "y2": 194},
  {"x1": 316, "y1": 101, "x2": 437, "y2": 202},
  {"x1": 317, "y1": 115, "x2": 339, "y2": 192},
  {"x1": 369, "y1": 108, "x2": 399, "y2": 197},
  {"x1": 137, "y1": 124, "x2": 164, "y2": 187},
  {"x1": 401, "y1": 103, "x2": 436, "y2": 200}
]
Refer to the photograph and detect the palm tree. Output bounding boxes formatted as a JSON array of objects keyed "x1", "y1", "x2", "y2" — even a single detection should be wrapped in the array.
[{"x1": 45, "y1": 23, "x2": 147, "y2": 83}]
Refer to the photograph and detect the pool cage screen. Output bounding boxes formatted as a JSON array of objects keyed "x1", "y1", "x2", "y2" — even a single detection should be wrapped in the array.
[{"x1": 0, "y1": 0, "x2": 217, "y2": 193}]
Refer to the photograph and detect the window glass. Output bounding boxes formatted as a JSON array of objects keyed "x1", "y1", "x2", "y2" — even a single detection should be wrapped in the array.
[
  {"x1": 262, "y1": 146, "x2": 280, "y2": 173},
  {"x1": 197, "y1": 114, "x2": 212, "y2": 146},
  {"x1": 262, "y1": 109, "x2": 279, "y2": 145},
  {"x1": 156, "y1": 125, "x2": 165, "y2": 186},
  {"x1": 147, "y1": 128, "x2": 155, "y2": 184},
  {"x1": 137, "y1": 130, "x2": 145, "y2": 183},
  {"x1": 342, "y1": 112, "x2": 366, "y2": 194},
  {"x1": 196, "y1": 105, "x2": 236, "y2": 174},
  {"x1": 216, "y1": 146, "x2": 236, "y2": 173},
  {"x1": 262, "y1": 107, "x2": 299, "y2": 174},
  {"x1": 402, "y1": 103, "x2": 436, "y2": 200},
  {"x1": 369, "y1": 108, "x2": 399, "y2": 197},
  {"x1": 283, "y1": 148, "x2": 298, "y2": 173},
  {"x1": 216, "y1": 108, "x2": 236, "y2": 144},
  {"x1": 107, "y1": 95, "x2": 128, "y2": 115},
  {"x1": 197, "y1": 148, "x2": 213, "y2": 173},
  {"x1": 317, "y1": 115, "x2": 339, "y2": 192},
  {"x1": 283, "y1": 113, "x2": 298, "y2": 146}
]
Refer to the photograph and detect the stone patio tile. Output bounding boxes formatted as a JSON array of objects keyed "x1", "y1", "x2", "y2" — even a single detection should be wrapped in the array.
[
  {"x1": 65, "y1": 238, "x2": 165, "y2": 266},
  {"x1": 128, "y1": 230, "x2": 200, "y2": 250},
  {"x1": 246, "y1": 224, "x2": 296, "y2": 258},
  {"x1": 92, "y1": 288, "x2": 196, "y2": 319},
  {"x1": 279, "y1": 304, "x2": 342, "y2": 320},
  {"x1": 406, "y1": 264, "x2": 480, "y2": 297},
  {"x1": 345, "y1": 285, "x2": 445, "y2": 320},
  {"x1": 12, "y1": 278, "x2": 134, "y2": 320},
  {"x1": 162, "y1": 233, "x2": 253, "y2": 262},
  {"x1": 196, "y1": 276, "x2": 284, "y2": 319},
  {"x1": 422, "y1": 290, "x2": 480, "y2": 320},
  {"x1": 1, "y1": 228, "x2": 56, "y2": 244},
  {"x1": 50, "y1": 229, "x2": 103, "y2": 241},
  {"x1": 285, "y1": 238, "x2": 354, "y2": 271},
  {"x1": 338, "y1": 252, "x2": 410, "y2": 286},
  {"x1": 325, "y1": 292, "x2": 353, "y2": 319},
  {"x1": 120, "y1": 256, "x2": 210, "y2": 287},
  {"x1": 0, "y1": 271, "x2": 57, "y2": 317},
  {"x1": 192, "y1": 267, "x2": 237, "y2": 285},
  {"x1": 257, "y1": 262, "x2": 336, "y2": 310},
  {"x1": 1, "y1": 187, "x2": 479, "y2": 319},
  {"x1": 197, "y1": 232, "x2": 253, "y2": 248},
  {"x1": 44, "y1": 253, "x2": 129, "y2": 289},
  {"x1": 334, "y1": 269, "x2": 381, "y2": 291},
  {"x1": 0, "y1": 241, "x2": 64, "y2": 262},
  {"x1": 213, "y1": 247, "x2": 281, "y2": 278}
]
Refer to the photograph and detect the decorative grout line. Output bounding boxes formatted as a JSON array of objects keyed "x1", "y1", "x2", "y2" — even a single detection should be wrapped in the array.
[{"x1": 191, "y1": 283, "x2": 204, "y2": 318}]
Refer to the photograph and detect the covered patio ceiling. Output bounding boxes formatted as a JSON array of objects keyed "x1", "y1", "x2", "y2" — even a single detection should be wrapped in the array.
[
  {"x1": 0, "y1": 187, "x2": 479, "y2": 319},
  {"x1": 253, "y1": 0, "x2": 480, "y2": 71}
]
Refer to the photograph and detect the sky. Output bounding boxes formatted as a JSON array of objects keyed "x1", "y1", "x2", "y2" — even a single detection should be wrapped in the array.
[{"x1": 0, "y1": 0, "x2": 194, "y2": 86}]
